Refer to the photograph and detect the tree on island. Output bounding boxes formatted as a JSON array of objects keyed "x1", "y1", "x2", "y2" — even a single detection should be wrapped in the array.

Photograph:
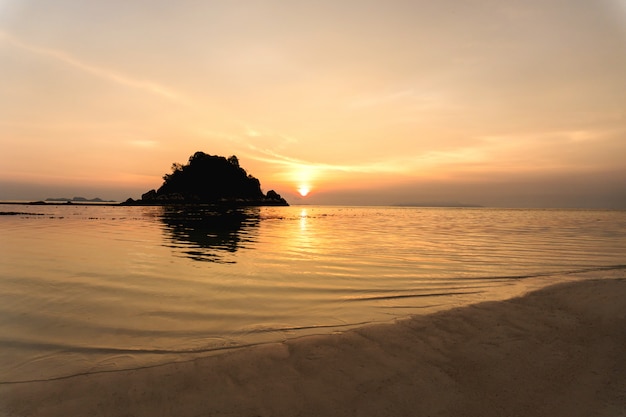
[{"x1": 127, "y1": 151, "x2": 288, "y2": 206}]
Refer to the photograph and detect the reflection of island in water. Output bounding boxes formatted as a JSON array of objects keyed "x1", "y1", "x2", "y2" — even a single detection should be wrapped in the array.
[{"x1": 158, "y1": 206, "x2": 260, "y2": 263}]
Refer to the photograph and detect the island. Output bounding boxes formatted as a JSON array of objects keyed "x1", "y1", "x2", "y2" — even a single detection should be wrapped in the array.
[
  {"x1": 123, "y1": 151, "x2": 288, "y2": 206},
  {"x1": 46, "y1": 197, "x2": 118, "y2": 203}
]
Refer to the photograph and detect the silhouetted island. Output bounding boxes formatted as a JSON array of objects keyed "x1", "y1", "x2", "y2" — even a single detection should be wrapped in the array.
[
  {"x1": 124, "y1": 152, "x2": 288, "y2": 206},
  {"x1": 46, "y1": 197, "x2": 117, "y2": 203}
]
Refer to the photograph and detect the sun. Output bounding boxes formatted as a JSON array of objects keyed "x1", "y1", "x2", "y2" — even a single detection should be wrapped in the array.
[{"x1": 297, "y1": 185, "x2": 310, "y2": 197}]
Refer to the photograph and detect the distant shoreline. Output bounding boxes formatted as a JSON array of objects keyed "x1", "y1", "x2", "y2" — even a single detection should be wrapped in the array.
[
  {"x1": 0, "y1": 200, "x2": 287, "y2": 207},
  {"x1": 392, "y1": 202, "x2": 484, "y2": 208},
  {"x1": 0, "y1": 201, "x2": 120, "y2": 206},
  {"x1": 45, "y1": 197, "x2": 118, "y2": 203},
  {"x1": 2, "y1": 201, "x2": 625, "y2": 210}
]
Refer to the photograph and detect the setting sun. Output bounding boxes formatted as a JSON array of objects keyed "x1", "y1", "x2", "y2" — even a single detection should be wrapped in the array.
[{"x1": 297, "y1": 185, "x2": 311, "y2": 197}]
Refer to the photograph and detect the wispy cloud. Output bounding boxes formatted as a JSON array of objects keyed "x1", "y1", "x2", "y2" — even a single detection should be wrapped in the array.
[
  {"x1": 127, "y1": 140, "x2": 159, "y2": 148},
  {"x1": 0, "y1": 30, "x2": 192, "y2": 106},
  {"x1": 239, "y1": 130, "x2": 517, "y2": 184},
  {"x1": 242, "y1": 142, "x2": 410, "y2": 175},
  {"x1": 240, "y1": 124, "x2": 299, "y2": 147}
]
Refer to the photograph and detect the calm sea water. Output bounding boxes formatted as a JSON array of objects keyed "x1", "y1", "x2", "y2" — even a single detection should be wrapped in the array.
[{"x1": 1, "y1": 204, "x2": 625, "y2": 382}]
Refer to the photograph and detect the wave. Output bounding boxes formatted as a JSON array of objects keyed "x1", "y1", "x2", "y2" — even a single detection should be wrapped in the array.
[
  {"x1": 444, "y1": 264, "x2": 626, "y2": 282},
  {"x1": 0, "y1": 320, "x2": 373, "y2": 385},
  {"x1": 348, "y1": 290, "x2": 485, "y2": 302}
]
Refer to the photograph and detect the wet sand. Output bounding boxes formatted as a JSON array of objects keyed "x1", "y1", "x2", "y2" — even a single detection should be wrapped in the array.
[{"x1": 1, "y1": 277, "x2": 625, "y2": 417}]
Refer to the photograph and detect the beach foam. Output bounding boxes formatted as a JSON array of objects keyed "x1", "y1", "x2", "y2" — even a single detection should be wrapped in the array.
[{"x1": 1, "y1": 276, "x2": 624, "y2": 417}]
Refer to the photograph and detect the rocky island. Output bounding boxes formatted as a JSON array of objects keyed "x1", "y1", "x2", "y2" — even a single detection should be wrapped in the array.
[
  {"x1": 46, "y1": 197, "x2": 117, "y2": 203},
  {"x1": 124, "y1": 152, "x2": 288, "y2": 206}
]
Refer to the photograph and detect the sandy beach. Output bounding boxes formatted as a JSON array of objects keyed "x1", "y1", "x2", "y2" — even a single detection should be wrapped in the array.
[{"x1": 1, "y1": 276, "x2": 624, "y2": 417}]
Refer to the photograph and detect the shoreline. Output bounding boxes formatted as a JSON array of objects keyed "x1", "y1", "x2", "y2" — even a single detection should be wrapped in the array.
[
  {"x1": 0, "y1": 200, "x2": 289, "y2": 207},
  {"x1": 1, "y1": 275, "x2": 624, "y2": 417}
]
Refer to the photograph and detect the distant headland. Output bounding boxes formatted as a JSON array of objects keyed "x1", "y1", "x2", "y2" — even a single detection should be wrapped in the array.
[
  {"x1": 46, "y1": 197, "x2": 118, "y2": 203},
  {"x1": 392, "y1": 202, "x2": 483, "y2": 208},
  {"x1": 123, "y1": 151, "x2": 288, "y2": 206}
]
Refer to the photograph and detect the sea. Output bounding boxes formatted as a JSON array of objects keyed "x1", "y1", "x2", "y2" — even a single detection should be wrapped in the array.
[{"x1": 1, "y1": 204, "x2": 625, "y2": 383}]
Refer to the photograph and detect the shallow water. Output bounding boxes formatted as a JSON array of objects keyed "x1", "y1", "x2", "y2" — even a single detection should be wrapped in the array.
[{"x1": 1, "y1": 204, "x2": 625, "y2": 382}]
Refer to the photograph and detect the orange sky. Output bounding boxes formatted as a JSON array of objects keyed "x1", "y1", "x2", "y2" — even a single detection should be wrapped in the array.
[{"x1": 1, "y1": 1, "x2": 625, "y2": 207}]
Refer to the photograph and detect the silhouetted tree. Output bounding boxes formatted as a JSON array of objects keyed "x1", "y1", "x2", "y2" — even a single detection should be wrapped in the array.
[
  {"x1": 227, "y1": 155, "x2": 239, "y2": 168},
  {"x1": 163, "y1": 162, "x2": 184, "y2": 182}
]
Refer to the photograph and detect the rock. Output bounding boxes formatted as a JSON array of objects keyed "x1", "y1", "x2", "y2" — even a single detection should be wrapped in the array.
[{"x1": 141, "y1": 190, "x2": 158, "y2": 201}]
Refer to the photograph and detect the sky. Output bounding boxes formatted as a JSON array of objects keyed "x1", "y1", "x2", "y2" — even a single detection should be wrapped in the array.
[{"x1": 1, "y1": 0, "x2": 625, "y2": 208}]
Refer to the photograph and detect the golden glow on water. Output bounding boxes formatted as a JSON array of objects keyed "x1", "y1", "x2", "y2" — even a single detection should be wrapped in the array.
[
  {"x1": 1, "y1": 204, "x2": 626, "y2": 383},
  {"x1": 299, "y1": 208, "x2": 308, "y2": 231}
]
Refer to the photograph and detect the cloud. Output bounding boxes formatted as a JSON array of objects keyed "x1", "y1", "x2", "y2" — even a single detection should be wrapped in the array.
[
  {"x1": 243, "y1": 142, "x2": 411, "y2": 175},
  {"x1": 0, "y1": 30, "x2": 192, "y2": 106},
  {"x1": 128, "y1": 140, "x2": 158, "y2": 148}
]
